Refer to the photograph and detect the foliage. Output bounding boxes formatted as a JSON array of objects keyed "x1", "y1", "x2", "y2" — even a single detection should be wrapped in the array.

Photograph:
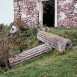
[
  {"x1": 0, "y1": 24, "x2": 9, "y2": 69},
  {"x1": 9, "y1": 27, "x2": 77, "y2": 55},
  {"x1": 51, "y1": 28, "x2": 77, "y2": 45},
  {"x1": 60, "y1": 30, "x2": 75, "y2": 43},
  {"x1": 9, "y1": 19, "x2": 38, "y2": 53},
  {"x1": 26, "y1": 39, "x2": 39, "y2": 49},
  {"x1": 9, "y1": 19, "x2": 31, "y2": 52},
  {"x1": 9, "y1": 32, "x2": 39, "y2": 53},
  {"x1": 0, "y1": 27, "x2": 77, "y2": 76},
  {"x1": 0, "y1": 67, "x2": 4, "y2": 74},
  {"x1": 9, "y1": 31, "x2": 27, "y2": 52}
]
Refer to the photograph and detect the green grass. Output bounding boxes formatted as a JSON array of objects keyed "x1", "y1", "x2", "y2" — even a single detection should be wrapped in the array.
[
  {"x1": 0, "y1": 27, "x2": 77, "y2": 77},
  {"x1": 50, "y1": 27, "x2": 77, "y2": 35},
  {"x1": 51, "y1": 27, "x2": 77, "y2": 45},
  {"x1": 0, "y1": 48, "x2": 77, "y2": 77}
]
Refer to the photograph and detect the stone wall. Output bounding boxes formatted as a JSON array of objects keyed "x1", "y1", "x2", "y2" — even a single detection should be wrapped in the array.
[
  {"x1": 14, "y1": 0, "x2": 39, "y2": 28},
  {"x1": 58, "y1": 0, "x2": 77, "y2": 28},
  {"x1": 14, "y1": 0, "x2": 77, "y2": 28}
]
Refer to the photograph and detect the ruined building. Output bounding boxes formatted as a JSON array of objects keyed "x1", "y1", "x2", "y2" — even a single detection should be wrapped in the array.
[{"x1": 14, "y1": 0, "x2": 77, "y2": 28}]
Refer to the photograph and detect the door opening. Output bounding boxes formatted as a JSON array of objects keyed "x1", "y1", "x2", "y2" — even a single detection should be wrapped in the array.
[{"x1": 43, "y1": 0, "x2": 54, "y2": 27}]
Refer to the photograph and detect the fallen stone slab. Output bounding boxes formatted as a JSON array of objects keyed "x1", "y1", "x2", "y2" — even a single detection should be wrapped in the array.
[
  {"x1": 8, "y1": 44, "x2": 52, "y2": 66},
  {"x1": 37, "y1": 31, "x2": 72, "y2": 51}
]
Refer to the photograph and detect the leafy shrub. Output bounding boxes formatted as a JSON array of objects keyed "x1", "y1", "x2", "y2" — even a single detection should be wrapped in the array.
[
  {"x1": 0, "y1": 67, "x2": 4, "y2": 74},
  {"x1": 0, "y1": 25, "x2": 9, "y2": 69},
  {"x1": 26, "y1": 39, "x2": 39, "y2": 49},
  {"x1": 10, "y1": 19, "x2": 39, "y2": 53},
  {"x1": 9, "y1": 32, "x2": 27, "y2": 52}
]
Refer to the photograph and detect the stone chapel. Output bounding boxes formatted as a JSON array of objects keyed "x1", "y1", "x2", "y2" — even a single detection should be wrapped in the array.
[{"x1": 14, "y1": 0, "x2": 77, "y2": 28}]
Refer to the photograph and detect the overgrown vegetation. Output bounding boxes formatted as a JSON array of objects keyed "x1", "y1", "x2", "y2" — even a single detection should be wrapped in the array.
[
  {"x1": 0, "y1": 48, "x2": 77, "y2": 77},
  {"x1": 50, "y1": 28, "x2": 77, "y2": 45},
  {"x1": 0, "y1": 23, "x2": 39, "y2": 70},
  {"x1": 0, "y1": 24, "x2": 77, "y2": 77},
  {"x1": 9, "y1": 19, "x2": 39, "y2": 53},
  {"x1": 0, "y1": 24, "x2": 9, "y2": 70}
]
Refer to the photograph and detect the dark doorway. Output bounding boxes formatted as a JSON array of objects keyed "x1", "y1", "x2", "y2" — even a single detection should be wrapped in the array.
[{"x1": 43, "y1": 0, "x2": 54, "y2": 27}]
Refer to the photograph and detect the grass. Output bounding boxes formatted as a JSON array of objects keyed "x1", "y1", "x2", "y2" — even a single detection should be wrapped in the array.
[
  {"x1": 0, "y1": 27, "x2": 77, "y2": 77},
  {"x1": 51, "y1": 27, "x2": 77, "y2": 45},
  {"x1": 50, "y1": 27, "x2": 77, "y2": 35},
  {"x1": 0, "y1": 48, "x2": 77, "y2": 77}
]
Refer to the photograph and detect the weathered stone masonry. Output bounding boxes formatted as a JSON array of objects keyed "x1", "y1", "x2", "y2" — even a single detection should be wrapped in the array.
[
  {"x1": 14, "y1": 0, "x2": 39, "y2": 28},
  {"x1": 58, "y1": 0, "x2": 77, "y2": 28},
  {"x1": 14, "y1": 0, "x2": 77, "y2": 28}
]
